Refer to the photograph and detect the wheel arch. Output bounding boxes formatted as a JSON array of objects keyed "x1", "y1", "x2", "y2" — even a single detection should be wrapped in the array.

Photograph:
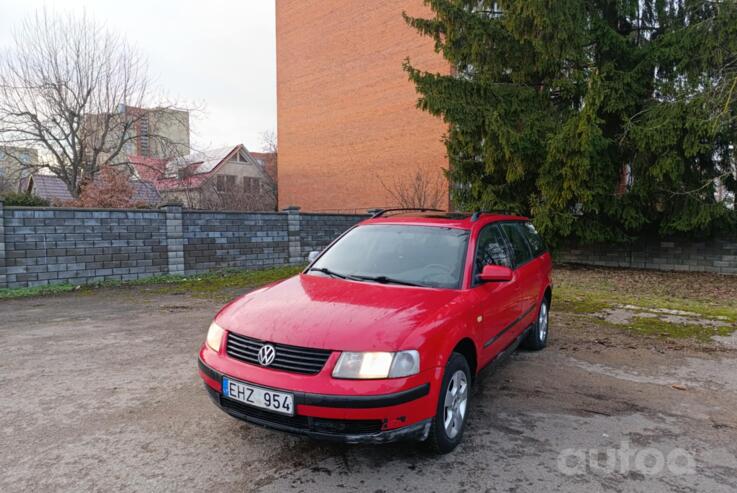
[
  {"x1": 451, "y1": 338, "x2": 478, "y2": 379},
  {"x1": 544, "y1": 285, "x2": 552, "y2": 307}
]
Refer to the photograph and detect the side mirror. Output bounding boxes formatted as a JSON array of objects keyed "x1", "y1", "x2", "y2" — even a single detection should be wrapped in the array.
[
  {"x1": 306, "y1": 251, "x2": 320, "y2": 263},
  {"x1": 477, "y1": 264, "x2": 513, "y2": 283}
]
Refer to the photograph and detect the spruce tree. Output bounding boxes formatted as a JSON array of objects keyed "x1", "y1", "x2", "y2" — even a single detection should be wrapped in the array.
[{"x1": 404, "y1": 0, "x2": 737, "y2": 244}]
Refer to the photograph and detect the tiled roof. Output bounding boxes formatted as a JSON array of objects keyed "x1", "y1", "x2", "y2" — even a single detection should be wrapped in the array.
[
  {"x1": 131, "y1": 180, "x2": 162, "y2": 204},
  {"x1": 248, "y1": 152, "x2": 273, "y2": 163},
  {"x1": 128, "y1": 145, "x2": 251, "y2": 192},
  {"x1": 249, "y1": 152, "x2": 277, "y2": 181},
  {"x1": 27, "y1": 174, "x2": 74, "y2": 202},
  {"x1": 166, "y1": 145, "x2": 239, "y2": 175},
  {"x1": 154, "y1": 172, "x2": 211, "y2": 192},
  {"x1": 127, "y1": 155, "x2": 168, "y2": 183},
  {"x1": 25, "y1": 174, "x2": 161, "y2": 206}
]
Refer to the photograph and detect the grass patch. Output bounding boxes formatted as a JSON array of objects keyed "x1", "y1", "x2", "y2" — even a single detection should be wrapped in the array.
[
  {"x1": 0, "y1": 265, "x2": 304, "y2": 301},
  {"x1": 555, "y1": 283, "x2": 737, "y2": 323},
  {"x1": 553, "y1": 295, "x2": 609, "y2": 314},
  {"x1": 144, "y1": 265, "x2": 304, "y2": 298},
  {"x1": 627, "y1": 316, "x2": 736, "y2": 342},
  {"x1": 0, "y1": 283, "x2": 79, "y2": 300},
  {"x1": 553, "y1": 266, "x2": 737, "y2": 342}
]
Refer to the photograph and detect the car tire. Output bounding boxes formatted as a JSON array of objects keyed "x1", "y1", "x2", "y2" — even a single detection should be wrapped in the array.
[
  {"x1": 522, "y1": 296, "x2": 550, "y2": 351},
  {"x1": 425, "y1": 352, "x2": 471, "y2": 454}
]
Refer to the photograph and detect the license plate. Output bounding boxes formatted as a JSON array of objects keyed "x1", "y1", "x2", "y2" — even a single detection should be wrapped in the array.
[{"x1": 222, "y1": 377, "x2": 294, "y2": 416}]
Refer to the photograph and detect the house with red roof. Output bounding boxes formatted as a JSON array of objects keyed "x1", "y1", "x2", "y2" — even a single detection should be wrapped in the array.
[
  {"x1": 248, "y1": 152, "x2": 277, "y2": 182},
  {"x1": 21, "y1": 174, "x2": 161, "y2": 206},
  {"x1": 128, "y1": 144, "x2": 276, "y2": 211}
]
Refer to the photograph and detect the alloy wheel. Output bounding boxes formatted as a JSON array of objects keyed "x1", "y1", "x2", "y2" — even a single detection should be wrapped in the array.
[
  {"x1": 538, "y1": 301, "x2": 548, "y2": 342},
  {"x1": 443, "y1": 369, "x2": 468, "y2": 439}
]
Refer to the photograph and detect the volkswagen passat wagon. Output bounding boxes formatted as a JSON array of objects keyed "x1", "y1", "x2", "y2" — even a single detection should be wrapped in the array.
[{"x1": 198, "y1": 210, "x2": 552, "y2": 453}]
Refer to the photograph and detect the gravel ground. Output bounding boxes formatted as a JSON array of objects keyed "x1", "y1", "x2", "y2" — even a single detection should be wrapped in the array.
[{"x1": 1, "y1": 283, "x2": 736, "y2": 492}]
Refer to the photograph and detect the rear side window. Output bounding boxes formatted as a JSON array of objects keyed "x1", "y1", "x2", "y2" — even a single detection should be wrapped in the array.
[
  {"x1": 500, "y1": 223, "x2": 533, "y2": 267},
  {"x1": 521, "y1": 222, "x2": 546, "y2": 257},
  {"x1": 474, "y1": 224, "x2": 513, "y2": 277}
]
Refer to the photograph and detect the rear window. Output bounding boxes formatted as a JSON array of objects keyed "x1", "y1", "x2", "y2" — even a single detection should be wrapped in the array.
[{"x1": 521, "y1": 222, "x2": 546, "y2": 257}]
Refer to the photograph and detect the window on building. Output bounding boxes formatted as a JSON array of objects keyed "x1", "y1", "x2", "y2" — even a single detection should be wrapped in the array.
[
  {"x1": 617, "y1": 163, "x2": 634, "y2": 195},
  {"x1": 243, "y1": 176, "x2": 260, "y2": 193},
  {"x1": 216, "y1": 175, "x2": 237, "y2": 192},
  {"x1": 138, "y1": 115, "x2": 150, "y2": 156}
]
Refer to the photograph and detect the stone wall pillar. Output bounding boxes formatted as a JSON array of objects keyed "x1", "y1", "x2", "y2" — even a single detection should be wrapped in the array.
[
  {"x1": 161, "y1": 204, "x2": 185, "y2": 275},
  {"x1": 0, "y1": 200, "x2": 6, "y2": 289},
  {"x1": 284, "y1": 206, "x2": 303, "y2": 264}
]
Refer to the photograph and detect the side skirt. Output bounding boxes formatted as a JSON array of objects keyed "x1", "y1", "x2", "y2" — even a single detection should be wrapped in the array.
[{"x1": 480, "y1": 323, "x2": 533, "y2": 375}]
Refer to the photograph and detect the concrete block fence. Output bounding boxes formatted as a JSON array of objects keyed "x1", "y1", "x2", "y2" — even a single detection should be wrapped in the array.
[
  {"x1": 1, "y1": 199, "x2": 735, "y2": 290},
  {"x1": 556, "y1": 236, "x2": 737, "y2": 275},
  {"x1": 0, "y1": 201, "x2": 367, "y2": 289}
]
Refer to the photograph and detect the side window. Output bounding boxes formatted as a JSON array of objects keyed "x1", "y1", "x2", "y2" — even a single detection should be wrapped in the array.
[
  {"x1": 500, "y1": 222, "x2": 533, "y2": 267},
  {"x1": 474, "y1": 224, "x2": 513, "y2": 279},
  {"x1": 521, "y1": 222, "x2": 546, "y2": 257}
]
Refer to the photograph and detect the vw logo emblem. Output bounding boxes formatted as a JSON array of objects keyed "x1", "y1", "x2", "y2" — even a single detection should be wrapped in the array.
[{"x1": 257, "y1": 344, "x2": 276, "y2": 367}]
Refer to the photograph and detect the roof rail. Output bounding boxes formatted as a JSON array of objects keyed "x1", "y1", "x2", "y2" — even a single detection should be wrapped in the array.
[
  {"x1": 470, "y1": 209, "x2": 521, "y2": 222},
  {"x1": 369, "y1": 207, "x2": 444, "y2": 218}
]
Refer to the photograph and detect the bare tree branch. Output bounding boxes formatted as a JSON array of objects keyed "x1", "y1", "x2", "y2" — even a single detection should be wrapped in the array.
[
  {"x1": 258, "y1": 129, "x2": 278, "y2": 208},
  {"x1": 0, "y1": 9, "x2": 191, "y2": 197},
  {"x1": 378, "y1": 168, "x2": 447, "y2": 209}
]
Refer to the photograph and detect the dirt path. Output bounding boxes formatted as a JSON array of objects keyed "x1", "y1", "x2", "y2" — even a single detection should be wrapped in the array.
[{"x1": 1, "y1": 286, "x2": 736, "y2": 492}]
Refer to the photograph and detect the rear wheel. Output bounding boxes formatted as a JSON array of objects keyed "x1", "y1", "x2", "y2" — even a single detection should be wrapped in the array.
[
  {"x1": 522, "y1": 297, "x2": 549, "y2": 350},
  {"x1": 426, "y1": 352, "x2": 471, "y2": 454}
]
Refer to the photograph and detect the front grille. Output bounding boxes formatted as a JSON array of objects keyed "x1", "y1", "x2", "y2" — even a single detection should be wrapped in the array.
[
  {"x1": 226, "y1": 332, "x2": 332, "y2": 375},
  {"x1": 220, "y1": 397, "x2": 384, "y2": 435}
]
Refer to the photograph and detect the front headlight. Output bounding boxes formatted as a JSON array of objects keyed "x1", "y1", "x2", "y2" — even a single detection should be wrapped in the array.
[
  {"x1": 206, "y1": 322, "x2": 225, "y2": 352},
  {"x1": 332, "y1": 350, "x2": 420, "y2": 379}
]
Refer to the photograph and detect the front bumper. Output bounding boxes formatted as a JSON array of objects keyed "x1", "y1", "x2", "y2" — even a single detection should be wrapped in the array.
[{"x1": 199, "y1": 357, "x2": 434, "y2": 444}]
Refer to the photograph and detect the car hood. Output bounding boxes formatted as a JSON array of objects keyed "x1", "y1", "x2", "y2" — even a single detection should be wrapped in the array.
[{"x1": 216, "y1": 273, "x2": 464, "y2": 351}]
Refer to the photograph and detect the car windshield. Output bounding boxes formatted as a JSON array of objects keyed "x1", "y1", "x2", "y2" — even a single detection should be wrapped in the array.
[{"x1": 308, "y1": 224, "x2": 469, "y2": 289}]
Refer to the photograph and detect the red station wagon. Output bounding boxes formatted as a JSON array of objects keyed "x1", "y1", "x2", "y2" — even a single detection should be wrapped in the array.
[{"x1": 198, "y1": 209, "x2": 553, "y2": 453}]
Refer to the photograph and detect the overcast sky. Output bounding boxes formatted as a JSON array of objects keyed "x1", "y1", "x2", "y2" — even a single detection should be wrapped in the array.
[{"x1": 0, "y1": 0, "x2": 277, "y2": 152}]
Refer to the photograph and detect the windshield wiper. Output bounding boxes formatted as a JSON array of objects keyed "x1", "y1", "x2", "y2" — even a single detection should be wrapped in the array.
[
  {"x1": 309, "y1": 267, "x2": 350, "y2": 279},
  {"x1": 348, "y1": 274, "x2": 424, "y2": 287},
  {"x1": 310, "y1": 268, "x2": 425, "y2": 287}
]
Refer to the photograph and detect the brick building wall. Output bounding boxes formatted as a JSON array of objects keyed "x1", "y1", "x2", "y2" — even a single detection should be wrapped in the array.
[{"x1": 276, "y1": 0, "x2": 450, "y2": 212}]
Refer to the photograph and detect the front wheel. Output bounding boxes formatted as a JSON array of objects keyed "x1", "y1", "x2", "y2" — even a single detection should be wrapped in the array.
[
  {"x1": 522, "y1": 297, "x2": 549, "y2": 351},
  {"x1": 426, "y1": 352, "x2": 471, "y2": 454}
]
